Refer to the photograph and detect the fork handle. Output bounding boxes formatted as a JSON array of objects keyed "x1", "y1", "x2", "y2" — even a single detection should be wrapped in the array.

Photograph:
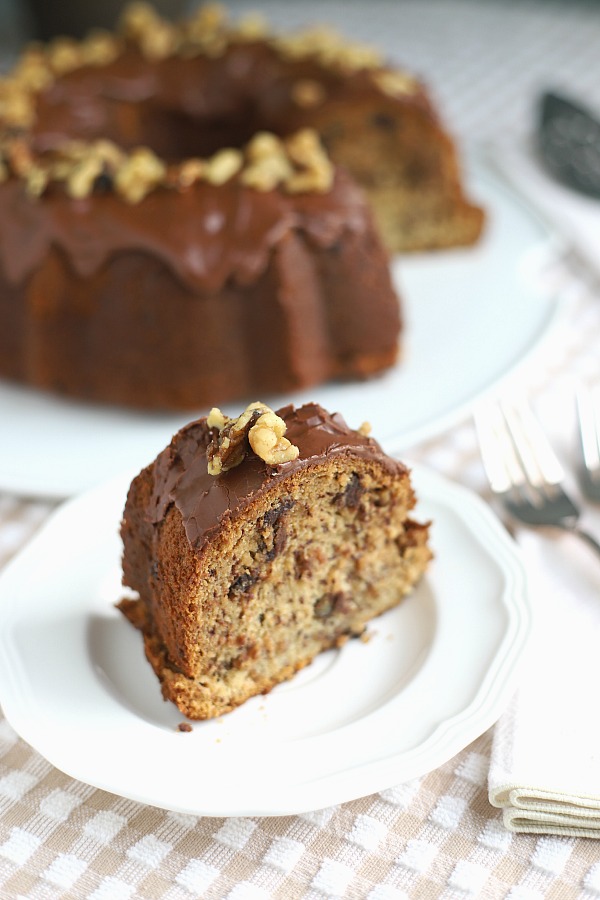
[{"x1": 570, "y1": 526, "x2": 600, "y2": 559}]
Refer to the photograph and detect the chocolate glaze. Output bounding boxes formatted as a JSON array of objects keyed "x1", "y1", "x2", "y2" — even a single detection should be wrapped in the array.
[
  {"x1": 0, "y1": 35, "x2": 409, "y2": 409},
  {"x1": 0, "y1": 39, "x2": 433, "y2": 291},
  {"x1": 0, "y1": 170, "x2": 368, "y2": 291},
  {"x1": 148, "y1": 402, "x2": 406, "y2": 551},
  {"x1": 28, "y1": 43, "x2": 432, "y2": 156}
]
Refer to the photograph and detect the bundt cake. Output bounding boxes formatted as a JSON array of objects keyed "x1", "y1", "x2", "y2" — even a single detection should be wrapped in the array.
[
  {"x1": 0, "y1": 132, "x2": 400, "y2": 409},
  {"x1": 0, "y1": 3, "x2": 483, "y2": 410},
  {"x1": 119, "y1": 401, "x2": 432, "y2": 719}
]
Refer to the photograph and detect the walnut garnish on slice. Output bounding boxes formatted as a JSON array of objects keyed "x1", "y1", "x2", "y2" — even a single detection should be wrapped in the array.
[
  {"x1": 207, "y1": 402, "x2": 299, "y2": 475},
  {"x1": 207, "y1": 402, "x2": 270, "y2": 475},
  {"x1": 249, "y1": 411, "x2": 299, "y2": 466}
]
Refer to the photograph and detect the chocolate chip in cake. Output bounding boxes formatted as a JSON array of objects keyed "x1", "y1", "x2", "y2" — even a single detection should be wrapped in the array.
[
  {"x1": 336, "y1": 472, "x2": 363, "y2": 510},
  {"x1": 314, "y1": 594, "x2": 334, "y2": 618},
  {"x1": 262, "y1": 498, "x2": 294, "y2": 561},
  {"x1": 294, "y1": 549, "x2": 312, "y2": 578},
  {"x1": 229, "y1": 570, "x2": 258, "y2": 596},
  {"x1": 262, "y1": 498, "x2": 295, "y2": 529},
  {"x1": 314, "y1": 590, "x2": 352, "y2": 619},
  {"x1": 372, "y1": 112, "x2": 396, "y2": 131},
  {"x1": 332, "y1": 591, "x2": 352, "y2": 614},
  {"x1": 265, "y1": 521, "x2": 288, "y2": 561}
]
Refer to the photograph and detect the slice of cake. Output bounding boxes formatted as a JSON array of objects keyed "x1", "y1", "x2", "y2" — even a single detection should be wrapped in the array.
[{"x1": 119, "y1": 402, "x2": 432, "y2": 719}]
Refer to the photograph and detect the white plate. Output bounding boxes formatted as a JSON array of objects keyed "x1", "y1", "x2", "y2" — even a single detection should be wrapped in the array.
[
  {"x1": 0, "y1": 464, "x2": 529, "y2": 817},
  {"x1": 0, "y1": 160, "x2": 562, "y2": 498}
]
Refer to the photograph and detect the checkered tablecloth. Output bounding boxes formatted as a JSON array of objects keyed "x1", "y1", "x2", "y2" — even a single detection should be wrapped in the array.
[{"x1": 3, "y1": 1, "x2": 600, "y2": 897}]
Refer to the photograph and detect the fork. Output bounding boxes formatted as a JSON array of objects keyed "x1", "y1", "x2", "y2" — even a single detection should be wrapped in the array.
[
  {"x1": 475, "y1": 397, "x2": 600, "y2": 558},
  {"x1": 576, "y1": 383, "x2": 600, "y2": 503}
]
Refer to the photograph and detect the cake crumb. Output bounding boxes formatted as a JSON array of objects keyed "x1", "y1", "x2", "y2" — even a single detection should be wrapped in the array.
[{"x1": 177, "y1": 721, "x2": 193, "y2": 732}]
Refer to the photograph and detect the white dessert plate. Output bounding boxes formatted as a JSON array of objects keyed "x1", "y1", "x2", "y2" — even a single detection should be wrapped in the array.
[
  {"x1": 0, "y1": 464, "x2": 529, "y2": 817},
  {"x1": 0, "y1": 159, "x2": 565, "y2": 498}
]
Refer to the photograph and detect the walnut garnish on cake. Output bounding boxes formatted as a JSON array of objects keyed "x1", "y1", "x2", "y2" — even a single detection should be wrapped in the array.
[{"x1": 206, "y1": 402, "x2": 300, "y2": 475}]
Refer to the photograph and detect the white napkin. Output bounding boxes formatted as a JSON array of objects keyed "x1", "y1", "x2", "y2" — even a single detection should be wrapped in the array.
[
  {"x1": 490, "y1": 138, "x2": 600, "y2": 281},
  {"x1": 488, "y1": 474, "x2": 600, "y2": 837}
]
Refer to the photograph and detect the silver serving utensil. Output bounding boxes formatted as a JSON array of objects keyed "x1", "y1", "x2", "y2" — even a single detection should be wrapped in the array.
[{"x1": 538, "y1": 91, "x2": 600, "y2": 198}]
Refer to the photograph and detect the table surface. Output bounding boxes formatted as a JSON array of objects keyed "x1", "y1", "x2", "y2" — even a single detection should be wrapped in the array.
[{"x1": 3, "y1": 1, "x2": 600, "y2": 897}]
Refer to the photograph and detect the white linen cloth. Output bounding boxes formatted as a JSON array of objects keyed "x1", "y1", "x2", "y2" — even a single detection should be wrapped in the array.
[
  {"x1": 487, "y1": 384, "x2": 600, "y2": 837},
  {"x1": 490, "y1": 137, "x2": 600, "y2": 282}
]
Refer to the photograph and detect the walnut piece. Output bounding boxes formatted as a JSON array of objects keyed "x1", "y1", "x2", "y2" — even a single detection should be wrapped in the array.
[
  {"x1": 241, "y1": 132, "x2": 293, "y2": 191},
  {"x1": 274, "y1": 26, "x2": 382, "y2": 72},
  {"x1": 206, "y1": 407, "x2": 227, "y2": 431},
  {"x1": 11, "y1": 47, "x2": 53, "y2": 91},
  {"x1": 6, "y1": 139, "x2": 34, "y2": 176},
  {"x1": 371, "y1": 69, "x2": 417, "y2": 97},
  {"x1": 47, "y1": 38, "x2": 82, "y2": 75},
  {"x1": 24, "y1": 165, "x2": 49, "y2": 196},
  {"x1": 207, "y1": 402, "x2": 270, "y2": 475},
  {"x1": 283, "y1": 129, "x2": 334, "y2": 194},
  {"x1": 291, "y1": 79, "x2": 326, "y2": 109},
  {"x1": 66, "y1": 155, "x2": 104, "y2": 198},
  {"x1": 233, "y1": 13, "x2": 268, "y2": 42},
  {"x1": 245, "y1": 132, "x2": 285, "y2": 161},
  {"x1": 114, "y1": 147, "x2": 166, "y2": 203},
  {"x1": 80, "y1": 30, "x2": 121, "y2": 67},
  {"x1": 249, "y1": 412, "x2": 300, "y2": 466},
  {"x1": 119, "y1": 2, "x2": 160, "y2": 39},
  {"x1": 206, "y1": 402, "x2": 299, "y2": 475},
  {"x1": 182, "y1": 4, "x2": 229, "y2": 57},
  {"x1": 0, "y1": 82, "x2": 35, "y2": 128},
  {"x1": 203, "y1": 148, "x2": 243, "y2": 185},
  {"x1": 139, "y1": 21, "x2": 177, "y2": 61},
  {"x1": 178, "y1": 157, "x2": 206, "y2": 187}
]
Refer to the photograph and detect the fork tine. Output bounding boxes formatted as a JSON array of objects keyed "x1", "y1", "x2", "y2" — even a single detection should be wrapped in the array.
[
  {"x1": 577, "y1": 383, "x2": 600, "y2": 481},
  {"x1": 476, "y1": 396, "x2": 600, "y2": 556},
  {"x1": 474, "y1": 402, "x2": 525, "y2": 493},
  {"x1": 501, "y1": 399, "x2": 564, "y2": 489}
]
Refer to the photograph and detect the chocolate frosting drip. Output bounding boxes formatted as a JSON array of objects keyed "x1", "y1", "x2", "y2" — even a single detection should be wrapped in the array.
[
  {"x1": 0, "y1": 40, "x2": 432, "y2": 290},
  {"x1": 148, "y1": 402, "x2": 406, "y2": 551},
  {"x1": 0, "y1": 170, "x2": 367, "y2": 291}
]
